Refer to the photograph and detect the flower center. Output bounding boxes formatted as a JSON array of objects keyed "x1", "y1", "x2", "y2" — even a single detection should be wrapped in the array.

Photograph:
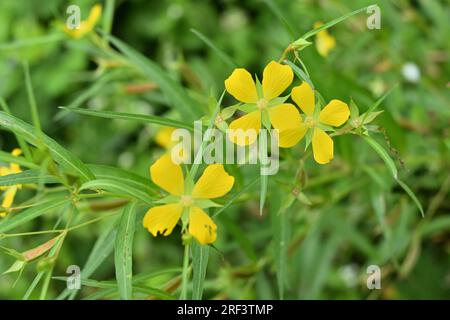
[
  {"x1": 180, "y1": 195, "x2": 193, "y2": 207},
  {"x1": 304, "y1": 116, "x2": 316, "y2": 128},
  {"x1": 257, "y1": 98, "x2": 268, "y2": 109}
]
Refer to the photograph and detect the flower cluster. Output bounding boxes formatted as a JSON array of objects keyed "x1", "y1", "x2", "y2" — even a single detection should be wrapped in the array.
[{"x1": 224, "y1": 60, "x2": 350, "y2": 164}]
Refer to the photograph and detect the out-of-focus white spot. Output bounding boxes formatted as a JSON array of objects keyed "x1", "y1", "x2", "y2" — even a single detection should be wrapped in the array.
[
  {"x1": 118, "y1": 151, "x2": 135, "y2": 169},
  {"x1": 340, "y1": 264, "x2": 358, "y2": 288},
  {"x1": 402, "y1": 62, "x2": 421, "y2": 83},
  {"x1": 167, "y1": 4, "x2": 184, "y2": 20}
]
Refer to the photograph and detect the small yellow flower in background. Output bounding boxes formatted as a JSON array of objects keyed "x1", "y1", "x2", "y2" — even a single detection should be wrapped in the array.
[
  {"x1": 314, "y1": 22, "x2": 336, "y2": 57},
  {"x1": 276, "y1": 82, "x2": 350, "y2": 164},
  {"x1": 155, "y1": 127, "x2": 176, "y2": 150},
  {"x1": 64, "y1": 4, "x2": 102, "y2": 39},
  {"x1": 225, "y1": 60, "x2": 298, "y2": 146},
  {"x1": 0, "y1": 148, "x2": 23, "y2": 217},
  {"x1": 143, "y1": 154, "x2": 234, "y2": 245},
  {"x1": 155, "y1": 126, "x2": 187, "y2": 163}
]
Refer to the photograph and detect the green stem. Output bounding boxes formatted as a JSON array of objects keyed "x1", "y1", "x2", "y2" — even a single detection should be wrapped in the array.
[{"x1": 180, "y1": 243, "x2": 190, "y2": 300}]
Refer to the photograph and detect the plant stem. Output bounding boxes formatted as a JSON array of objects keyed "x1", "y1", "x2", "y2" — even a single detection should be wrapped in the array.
[{"x1": 180, "y1": 243, "x2": 190, "y2": 300}]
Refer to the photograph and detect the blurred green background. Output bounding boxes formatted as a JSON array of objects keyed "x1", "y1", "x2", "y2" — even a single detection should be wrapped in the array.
[{"x1": 0, "y1": 0, "x2": 449, "y2": 299}]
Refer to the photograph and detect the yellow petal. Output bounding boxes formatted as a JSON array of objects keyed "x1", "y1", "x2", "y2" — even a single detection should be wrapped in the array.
[
  {"x1": 291, "y1": 82, "x2": 315, "y2": 116},
  {"x1": 314, "y1": 21, "x2": 336, "y2": 57},
  {"x1": 143, "y1": 204, "x2": 183, "y2": 237},
  {"x1": 312, "y1": 128, "x2": 334, "y2": 164},
  {"x1": 228, "y1": 111, "x2": 261, "y2": 146},
  {"x1": 277, "y1": 127, "x2": 307, "y2": 148},
  {"x1": 188, "y1": 206, "x2": 217, "y2": 244},
  {"x1": 155, "y1": 127, "x2": 176, "y2": 149},
  {"x1": 2, "y1": 186, "x2": 17, "y2": 210},
  {"x1": 262, "y1": 61, "x2": 293, "y2": 100},
  {"x1": 269, "y1": 103, "x2": 302, "y2": 131},
  {"x1": 192, "y1": 164, "x2": 234, "y2": 199},
  {"x1": 224, "y1": 68, "x2": 258, "y2": 103},
  {"x1": 150, "y1": 154, "x2": 184, "y2": 195},
  {"x1": 11, "y1": 148, "x2": 22, "y2": 157},
  {"x1": 316, "y1": 32, "x2": 336, "y2": 57},
  {"x1": 319, "y1": 99, "x2": 350, "y2": 127}
]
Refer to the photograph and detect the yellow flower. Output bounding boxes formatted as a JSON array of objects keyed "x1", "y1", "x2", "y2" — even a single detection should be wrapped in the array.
[
  {"x1": 143, "y1": 154, "x2": 235, "y2": 245},
  {"x1": 0, "y1": 148, "x2": 23, "y2": 217},
  {"x1": 155, "y1": 127, "x2": 176, "y2": 150},
  {"x1": 314, "y1": 22, "x2": 336, "y2": 57},
  {"x1": 276, "y1": 82, "x2": 349, "y2": 164},
  {"x1": 64, "y1": 4, "x2": 102, "y2": 39},
  {"x1": 225, "y1": 60, "x2": 297, "y2": 146}
]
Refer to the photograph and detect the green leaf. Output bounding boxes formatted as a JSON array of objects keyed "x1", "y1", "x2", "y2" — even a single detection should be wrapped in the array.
[
  {"x1": 80, "y1": 179, "x2": 155, "y2": 204},
  {"x1": 0, "y1": 150, "x2": 38, "y2": 169},
  {"x1": 0, "y1": 196, "x2": 68, "y2": 233},
  {"x1": 361, "y1": 85, "x2": 397, "y2": 123},
  {"x1": 284, "y1": 60, "x2": 314, "y2": 89},
  {"x1": 0, "y1": 112, "x2": 95, "y2": 182},
  {"x1": 190, "y1": 29, "x2": 236, "y2": 69},
  {"x1": 0, "y1": 170, "x2": 58, "y2": 187},
  {"x1": 23, "y1": 61, "x2": 42, "y2": 133},
  {"x1": 363, "y1": 136, "x2": 398, "y2": 179},
  {"x1": 3, "y1": 260, "x2": 26, "y2": 275},
  {"x1": 272, "y1": 193, "x2": 294, "y2": 299},
  {"x1": 301, "y1": 6, "x2": 370, "y2": 40},
  {"x1": 60, "y1": 107, "x2": 193, "y2": 131},
  {"x1": 115, "y1": 202, "x2": 137, "y2": 300},
  {"x1": 191, "y1": 241, "x2": 209, "y2": 300},
  {"x1": 57, "y1": 220, "x2": 119, "y2": 300},
  {"x1": 397, "y1": 179, "x2": 424, "y2": 217},
  {"x1": 107, "y1": 34, "x2": 201, "y2": 120},
  {"x1": 88, "y1": 164, "x2": 160, "y2": 197}
]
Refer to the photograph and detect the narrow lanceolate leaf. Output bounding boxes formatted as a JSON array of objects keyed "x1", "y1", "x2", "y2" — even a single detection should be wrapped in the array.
[
  {"x1": 363, "y1": 136, "x2": 398, "y2": 179},
  {"x1": 115, "y1": 202, "x2": 137, "y2": 300},
  {"x1": 284, "y1": 60, "x2": 314, "y2": 89},
  {"x1": 397, "y1": 179, "x2": 425, "y2": 217},
  {"x1": 0, "y1": 150, "x2": 38, "y2": 169},
  {"x1": 0, "y1": 112, "x2": 95, "y2": 182},
  {"x1": 364, "y1": 136, "x2": 424, "y2": 217},
  {"x1": 107, "y1": 34, "x2": 201, "y2": 120},
  {"x1": 57, "y1": 220, "x2": 118, "y2": 300},
  {"x1": 88, "y1": 164, "x2": 160, "y2": 197},
  {"x1": 80, "y1": 179, "x2": 155, "y2": 204},
  {"x1": 190, "y1": 29, "x2": 236, "y2": 68},
  {"x1": 60, "y1": 107, "x2": 194, "y2": 131},
  {"x1": 0, "y1": 170, "x2": 58, "y2": 187},
  {"x1": 0, "y1": 196, "x2": 68, "y2": 233},
  {"x1": 301, "y1": 6, "x2": 370, "y2": 40},
  {"x1": 191, "y1": 242, "x2": 209, "y2": 300},
  {"x1": 361, "y1": 85, "x2": 397, "y2": 123}
]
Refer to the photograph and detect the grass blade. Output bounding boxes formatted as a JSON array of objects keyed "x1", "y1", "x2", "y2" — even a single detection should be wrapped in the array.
[{"x1": 190, "y1": 29, "x2": 236, "y2": 69}]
